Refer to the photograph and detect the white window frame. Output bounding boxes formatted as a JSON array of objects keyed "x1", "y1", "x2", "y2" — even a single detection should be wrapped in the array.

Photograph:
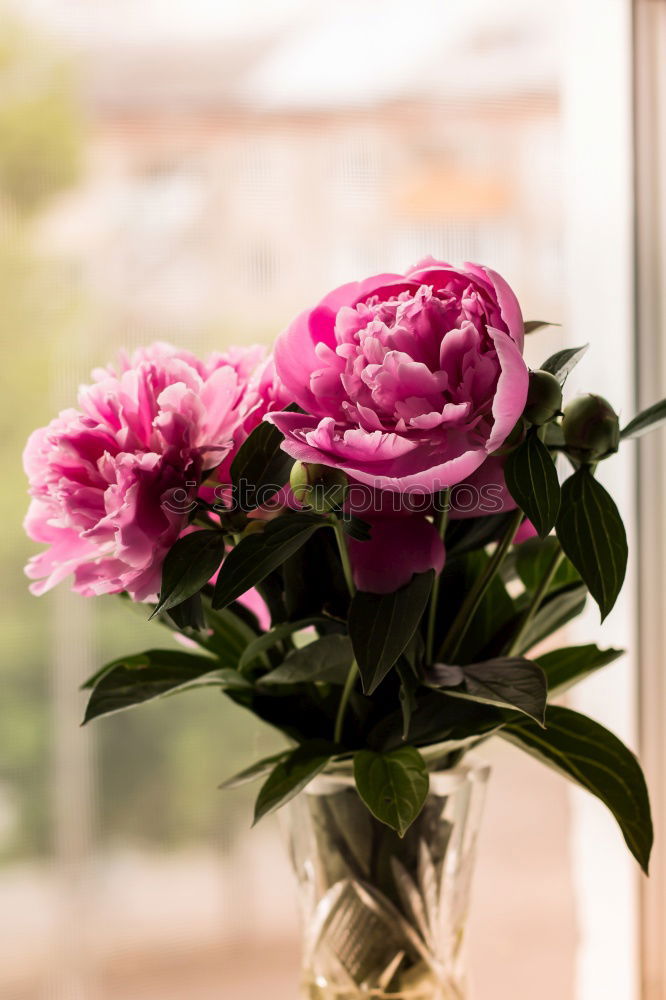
[
  {"x1": 634, "y1": 2, "x2": 666, "y2": 997},
  {"x1": 563, "y1": 2, "x2": 640, "y2": 997}
]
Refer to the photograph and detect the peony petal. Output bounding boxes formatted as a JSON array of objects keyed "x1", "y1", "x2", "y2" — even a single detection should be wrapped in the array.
[
  {"x1": 267, "y1": 410, "x2": 489, "y2": 494},
  {"x1": 199, "y1": 365, "x2": 244, "y2": 444},
  {"x1": 464, "y1": 262, "x2": 525, "y2": 350},
  {"x1": 515, "y1": 519, "x2": 538, "y2": 544},
  {"x1": 348, "y1": 514, "x2": 445, "y2": 594},
  {"x1": 274, "y1": 275, "x2": 406, "y2": 414},
  {"x1": 448, "y1": 455, "x2": 517, "y2": 519},
  {"x1": 273, "y1": 307, "x2": 326, "y2": 413},
  {"x1": 484, "y1": 327, "x2": 529, "y2": 455}
]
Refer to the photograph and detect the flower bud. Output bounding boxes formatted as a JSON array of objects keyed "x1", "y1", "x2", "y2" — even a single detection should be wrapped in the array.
[
  {"x1": 524, "y1": 370, "x2": 563, "y2": 426},
  {"x1": 289, "y1": 462, "x2": 348, "y2": 513},
  {"x1": 289, "y1": 461, "x2": 315, "y2": 504},
  {"x1": 562, "y1": 394, "x2": 620, "y2": 463}
]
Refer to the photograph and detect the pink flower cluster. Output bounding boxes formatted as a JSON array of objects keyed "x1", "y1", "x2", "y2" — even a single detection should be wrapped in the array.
[
  {"x1": 24, "y1": 259, "x2": 529, "y2": 599},
  {"x1": 24, "y1": 343, "x2": 284, "y2": 601}
]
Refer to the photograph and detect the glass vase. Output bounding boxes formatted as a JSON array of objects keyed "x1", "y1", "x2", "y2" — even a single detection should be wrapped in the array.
[{"x1": 283, "y1": 758, "x2": 490, "y2": 1000}]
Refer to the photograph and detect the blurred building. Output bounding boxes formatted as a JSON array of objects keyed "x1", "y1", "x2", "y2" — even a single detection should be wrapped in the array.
[{"x1": 34, "y1": 5, "x2": 562, "y2": 339}]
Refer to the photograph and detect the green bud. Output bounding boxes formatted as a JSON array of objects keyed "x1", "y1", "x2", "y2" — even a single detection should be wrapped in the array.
[
  {"x1": 562, "y1": 394, "x2": 620, "y2": 463},
  {"x1": 289, "y1": 461, "x2": 348, "y2": 513},
  {"x1": 289, "y1": 461, "x2": 316, "y2": 504},
  {"x1": 524, "y1": 370, "x2": 563, "y2": 426}
]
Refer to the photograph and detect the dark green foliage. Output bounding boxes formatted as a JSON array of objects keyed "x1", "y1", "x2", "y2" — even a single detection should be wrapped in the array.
[
  {"x1": 556, "y1": 468, "x2": 627, "y2": 620},
  {"x1": 502, "y1": 705, "x2": 653, "y2": 874}
]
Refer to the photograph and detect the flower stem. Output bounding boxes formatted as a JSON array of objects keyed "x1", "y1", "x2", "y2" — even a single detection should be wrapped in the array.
[
  {"x1": 507, "y1": 545, "x2": 565, "y2": 656},
  {"x1": 332, "y1": 517, "x2": 356, "y2": 597},
  {"x1": 334, "y1": 658, "x2": 359, "y2": 744},
  {"x1": 425, "y1": 488, "x2": 451, "y2": 664},
  {"x1": 439, "y1": 508, "x2": 523, "y2": 664},
  {"x1": 331, "y1": 517, "x2": 358, "y2": 743}
]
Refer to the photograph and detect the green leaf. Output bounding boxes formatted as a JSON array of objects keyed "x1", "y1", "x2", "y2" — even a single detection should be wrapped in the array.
[
  {"x1": 435, "y1": 550, "x2": 515, "y2": 663},
  {"x1": 512, "y1": 583, "x2": 587, "y2": 654},
  {"x1": 212, "y1": 512, "x2": 327, "y2": 610},
  {"x1": 396, "y1": 660, "x2": 419, "y2": 741},
  {"x1": 515, "y1": 536, "x2": 580, "y2": 594},
  {"x1": 82, "y1": 649, "x2": 224, "y2": 723},
  {"x1": 486, "y1": 581, "x2": 587, "y2": 659},
  {"x1": 164, "y1": 668, "x2": 252, "y2": 697},
  {"x1": 238, "y1": 617, "x2": 331, "y2": 672},
  {"x1": 537, "y1": 644, "x2": 623, "y2": 697},
  {"x1": 349, "y1": 572, "x2": 434, "y2": 695},
  {"x1": 282, "y1": 527, "x2": 350, "y2": 621},
  {"x1": 457, "y1": 560, "x2": 515, "y2": 664},
  {"x1": 219, "y1": 751, "x2": 291, "y2": 790},
  {"x1": 501, "y1": 705, "x2": 653, "y2": 873},
  {"x1": 431, "y1": 657, "x2": 547, "y2": 726},
  {"x1": 445, "y1": 510, "x2": 517, "y2": 558},
  {"x1": 150, "y1": 530, "x2": 226, "y2": 619},
  {"x1": 206, "y1": 669, "x2": 252, "y2": 689},
  {"x1": 353, "y1": 747, "x2": 429, "y2": 837},
  {"x1": 80, "y1": 661, "x2": 118, "y2": 691},
  {"x1": 253, "y1": 740, "x2": 336, "y2": 823},
  {"x1": 341, "y1": 514, "x2": 372, "y2": 541},
  {"x1": 524, "y1": 320, "x2": 560, "y2": 335},
  {"x1": 196, "y1": 604, "x2": 257, "y2": 665},
  {"x1": 369, "y1": 690, "x2": 502, "y2": 753},
  {"x1": 259, "y1": 634, "x2": 354, "y2": 686},
  {"x1": 154, "y1": 597, "x2": 257, "y2": 664},
  {"x1": 621, "y1": 398, "x2": 666, "y2": 440},
  {"x1": 556, "y1": 468, "x2": 628, "y2": 620},
  {"x1": 166, "y1": 593, "x2": 206, "y2": 631},
  {"x1": 255, "y1": 574, "x2": 288, "y2": 626},
  {"x1": 540, "y1": 344, "x2": 589, "y2": 383},
  {"x1": 82, "y1": 648, "x2": 218, "y2": 694},
  {"x1": 230, "y1": 418, "x2": 294, "y2": 508},
  {"x1": 505, "y1": 431, "x2": 561, "y2": 538}
]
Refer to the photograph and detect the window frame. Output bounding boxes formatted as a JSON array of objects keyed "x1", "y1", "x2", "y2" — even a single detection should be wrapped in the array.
[{"x1": 634, "y1": 2, "x2": 666, "y2": 997}]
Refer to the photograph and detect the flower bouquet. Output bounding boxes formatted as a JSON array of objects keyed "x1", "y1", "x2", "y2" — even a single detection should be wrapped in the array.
[{"x1": 24, "y1": 261, "x2": 664, "y2": 999}]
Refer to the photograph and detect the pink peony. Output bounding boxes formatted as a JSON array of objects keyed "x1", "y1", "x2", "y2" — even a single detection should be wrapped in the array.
[
  {"x1": 23, "y1": 342, "x2": 284, "y2": 601},
  {"x1": 268, "y1": 259, "x2": 528, "y2": 495}
]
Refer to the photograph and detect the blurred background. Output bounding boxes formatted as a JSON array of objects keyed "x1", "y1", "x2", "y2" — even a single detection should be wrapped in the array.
[{"x1": 1, "y1": 1, "x2": 664, "y2": 998}]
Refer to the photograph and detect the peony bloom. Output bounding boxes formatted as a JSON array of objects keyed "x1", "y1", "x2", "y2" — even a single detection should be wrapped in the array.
[
  {"x1": 268, "y1": 259, "x2": 529, "y2": 496},
  {"x1": 23, "y1": 342, "x2": 284, "y2": 601}
]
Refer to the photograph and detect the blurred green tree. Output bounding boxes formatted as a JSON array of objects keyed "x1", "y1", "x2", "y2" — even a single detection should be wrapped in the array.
[
  {"x1": 0, "y1": 17, "x2": 81, "y2": 216},
  {"x1": 0, "y1": 13, "x2": 281, "y2": 861},
  {"x1": 0, "y1": 14, "x2": 83, "y2": 859}
]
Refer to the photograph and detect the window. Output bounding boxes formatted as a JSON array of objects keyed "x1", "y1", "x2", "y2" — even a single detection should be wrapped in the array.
[{"x1": 2, "y1": 2, "x2": 651, "y2": 998}]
